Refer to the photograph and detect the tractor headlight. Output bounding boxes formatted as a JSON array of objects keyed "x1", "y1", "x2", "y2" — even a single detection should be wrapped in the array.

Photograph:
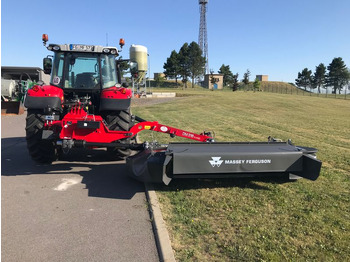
[{"x1": 48, "y1": 45, "x2": 60, "y2": 51}]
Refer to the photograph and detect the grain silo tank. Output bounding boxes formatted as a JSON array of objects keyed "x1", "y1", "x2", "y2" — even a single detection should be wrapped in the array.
[{"x1": 129, "y1": 45, "x2": 148, "y2": 72}]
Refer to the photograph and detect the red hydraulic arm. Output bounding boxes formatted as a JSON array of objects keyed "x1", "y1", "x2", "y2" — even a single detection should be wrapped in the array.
[
  {"x1": 129, "y1": 121, "x2": 213, "y2": 142},
  {"x1": 45, "y1": 106, "x2": 213, "y2": 143}
]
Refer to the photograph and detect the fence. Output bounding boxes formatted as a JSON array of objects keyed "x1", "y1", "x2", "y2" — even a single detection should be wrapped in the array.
[{"x1": 258, "y1": 82, "x2": 350, "y2": 100}]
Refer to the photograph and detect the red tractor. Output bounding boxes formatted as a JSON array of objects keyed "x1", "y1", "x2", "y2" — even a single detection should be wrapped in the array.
[{"x1": 24, "y1": 35, "x2": 142, "y2": 162}]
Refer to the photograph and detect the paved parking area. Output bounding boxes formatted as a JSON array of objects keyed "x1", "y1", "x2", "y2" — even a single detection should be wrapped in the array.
[{"x1": 1, "y1": 113, "x2": 159, "y2": 262}]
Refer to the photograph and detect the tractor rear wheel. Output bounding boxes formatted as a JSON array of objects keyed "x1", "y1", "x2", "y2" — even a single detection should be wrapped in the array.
[
  {"x1": 104, "y1": 108, "x2": 136, "y2": 159},
  {"x1": 26, "y1": 109, "x2": 58, "y2": 164}
]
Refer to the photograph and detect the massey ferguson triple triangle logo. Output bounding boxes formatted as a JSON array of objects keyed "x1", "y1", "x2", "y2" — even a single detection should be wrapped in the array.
[{"x1": 209, "y1": 157, "x2": 224, "y2": 167}]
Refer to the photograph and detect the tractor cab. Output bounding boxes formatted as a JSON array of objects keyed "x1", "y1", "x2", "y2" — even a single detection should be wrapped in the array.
[
  {"x1": 37, "y1": 35, "x2": 133, "y2": 114},
  {"x1": 44, "y1": 43, "x2": 121, "y2": 91}
]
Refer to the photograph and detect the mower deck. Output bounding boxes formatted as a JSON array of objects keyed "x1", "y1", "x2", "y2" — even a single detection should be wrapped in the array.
[{"x1": 126, "y1": 142, "x2": 322, "y2": 185}]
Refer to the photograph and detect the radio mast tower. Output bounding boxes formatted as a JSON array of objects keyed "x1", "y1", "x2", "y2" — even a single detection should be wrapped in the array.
[{"x1": 198, "y1": 0, "x2": 209, "y2": 75}]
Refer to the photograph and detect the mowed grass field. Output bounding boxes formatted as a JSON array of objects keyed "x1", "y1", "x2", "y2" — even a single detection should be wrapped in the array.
[{"x1": 132, "y1": 90, "x2": 349, "y2": 261}]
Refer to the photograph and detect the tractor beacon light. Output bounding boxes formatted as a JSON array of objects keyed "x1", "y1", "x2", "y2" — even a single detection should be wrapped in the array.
[
  {"x1": 119, "y1": 38, "x2": 125, "y2": 48},
  {"x1": 42, "y1": 34, "x2": 48, "y2": 46}
]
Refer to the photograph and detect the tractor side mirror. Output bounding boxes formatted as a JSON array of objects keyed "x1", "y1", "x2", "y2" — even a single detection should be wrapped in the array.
[
  {"x1": 43, "y1": 57, "x2": 52, "y2": 74},
  {"x1": 129, "y1": 61, "x2": 138, "y2": 78}
]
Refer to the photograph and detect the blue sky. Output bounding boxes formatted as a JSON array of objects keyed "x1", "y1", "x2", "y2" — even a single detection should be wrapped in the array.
[{"x1": 2, "y1": 0, "x2": 350, "y2": 83}]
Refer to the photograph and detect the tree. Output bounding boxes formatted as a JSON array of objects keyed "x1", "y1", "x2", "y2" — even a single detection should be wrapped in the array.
[
  {"x1": 232, "y1": 73, "x2": 239, "y2": 91},
  {"x1": 218, "y1": 64, "x2": 234, "y2": 87},
  {"x1": 242, "y1": 69, "x2": 250, "y2": 89},
  {"x1": 187, "y1": 41, "x2": 206, "y2": 88},
  {"x1": 176, "y1": 42, "x2": 206, "y2": 88},
  {"x1": 163, "y1": 50, "x2": 181, "y2": 86},
  {"x1": 178, "y1": 43, "x2": 191, "y2": 88},
  {"x1": 326, "y1": 57, "x2": 350, "y2": 94},
  {"x1": 312, "y1": 63, "x2": 326, "y2": 93},
  {"x1": 295, "y1": 68, "x2": 312, "y2": 91},
  {"x1": 253, "y1": 77, "x2": 261, "y2": 92}
]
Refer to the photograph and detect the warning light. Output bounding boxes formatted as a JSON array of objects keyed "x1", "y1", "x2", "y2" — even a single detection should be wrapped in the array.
[
  {"x1": 119, "y1": 38, "x2": 125, "y2": 48},
  {"x1": 42, "y1": 34, "x2": 48, "y2": 46}
]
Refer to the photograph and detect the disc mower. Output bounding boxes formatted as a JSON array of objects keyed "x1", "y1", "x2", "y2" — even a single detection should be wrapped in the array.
[{"x1": 24, "y1": 35, "x2": 322, "y2": 184}]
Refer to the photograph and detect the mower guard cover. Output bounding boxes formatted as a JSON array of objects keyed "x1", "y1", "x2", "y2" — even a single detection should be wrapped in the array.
[{"x1": 127, "y1": 142, "x2": 322, "y2": 185}]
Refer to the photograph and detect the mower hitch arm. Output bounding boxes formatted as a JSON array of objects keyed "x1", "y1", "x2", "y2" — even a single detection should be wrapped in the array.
[
  {"x1": 129, "y1": 121, "x2": 214, "y2": 142},
  {"x1": 44, "y1": 113, "x2": 214, "y2": 143}
]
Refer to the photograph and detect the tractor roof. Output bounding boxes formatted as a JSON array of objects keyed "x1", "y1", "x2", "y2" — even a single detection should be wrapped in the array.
[{"x1": 47, "y1": 44, "x2": 119, "y2": 55}]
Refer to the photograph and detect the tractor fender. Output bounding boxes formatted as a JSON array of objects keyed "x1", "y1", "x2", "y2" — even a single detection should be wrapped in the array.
[
  {"x1": 24, "y1": 85, "x2": 63, "y2": 110},
  {"x1": 100, "y1": 87, "x2": 132, "y2": 111}
]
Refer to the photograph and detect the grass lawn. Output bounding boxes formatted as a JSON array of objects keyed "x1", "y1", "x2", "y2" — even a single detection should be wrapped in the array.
[{"x1": 133, "y1": 90, "x2": 350, "y2": 261}]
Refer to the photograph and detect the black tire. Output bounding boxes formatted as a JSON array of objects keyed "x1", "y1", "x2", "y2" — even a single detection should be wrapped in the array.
[
  {"x1": 26, "y1": 110, "x2": 58, "y2": 164},
  {"x1": 104, "y1": 108, "x2": 136, "y2": 159}
]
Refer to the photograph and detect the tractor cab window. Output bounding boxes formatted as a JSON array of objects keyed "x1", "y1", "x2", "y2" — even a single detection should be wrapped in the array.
[
  {"x1": 50, "y1": 52, "x2": 118, "y2": 89},
  {"x1": 50, "y1": 52, "x2": 64, "y2": 87},
  {"x1": 66, "y1": 53, "x2": 99, "y2": 89},
  {"x1": 101, "y1": 54, "x2": 118, "y2": 89}
]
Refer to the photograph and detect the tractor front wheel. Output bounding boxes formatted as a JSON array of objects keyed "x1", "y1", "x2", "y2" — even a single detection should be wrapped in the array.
[{"x1": 26, "y1": 110, "x2": 58, "y2": 164}]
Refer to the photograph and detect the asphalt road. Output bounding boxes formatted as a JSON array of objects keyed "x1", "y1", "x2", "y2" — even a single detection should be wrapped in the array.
[{"x1": 1, "y1": 112, "x2": 159, "y2": 262}]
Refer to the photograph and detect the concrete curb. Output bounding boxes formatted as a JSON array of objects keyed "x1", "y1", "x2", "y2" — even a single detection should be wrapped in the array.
[{"x1": 145, "y1": 183, "x2": 176, "y2": 262}]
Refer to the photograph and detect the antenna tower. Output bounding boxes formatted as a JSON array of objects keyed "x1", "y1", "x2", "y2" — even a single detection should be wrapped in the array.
[{"x1": 198, "y1": 0, "x2": 209, "y2": 75}]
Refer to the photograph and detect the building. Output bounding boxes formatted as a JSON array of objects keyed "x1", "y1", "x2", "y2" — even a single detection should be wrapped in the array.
[
  {"x1": 154, "y1": 73, "x2": 165, "y2": 80},
  {"x1": 1, "y1": 66, "x2": 50, "y2": 83},
  {"x1": 256, "y1": 75, "x2": 268, "y2": 82},
  {"x1": 203, "y1": 74, "x2": 224, "y2": 89}
]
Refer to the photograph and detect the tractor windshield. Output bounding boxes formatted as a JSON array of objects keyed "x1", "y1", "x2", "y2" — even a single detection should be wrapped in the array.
[{"x1": 50, "y1": 52, "x2": 118, "y2": 89}]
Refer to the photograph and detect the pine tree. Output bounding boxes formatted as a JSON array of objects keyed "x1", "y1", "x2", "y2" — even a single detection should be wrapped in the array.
[
  {"x1": 295, "y1": 68, "x2": 312, "y2": 91},
  {"x1": 312, "y1": 63, "x2": 326, "y2": 93},
  {"x1": 163, "y1": 50, "x2": 181, "y2": 86},
  {"x1": 178, "y1": 43, "x2": 191, "y2": 88},
  {"x1": 232, "y1": 73, "x2": 239, "y2": 91},
  {"x1": 218, "y1": 64, "x2": 234, "y2": 87},
  {"x1": 326, "y1": 57, "x2": 350, "y2": 94},
  {"x1": 242, "y1": 69, "x2": 250, "y2": 89},
  {"x1": 187, "y1": 42, "x2": 206, "y2": 88}
]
